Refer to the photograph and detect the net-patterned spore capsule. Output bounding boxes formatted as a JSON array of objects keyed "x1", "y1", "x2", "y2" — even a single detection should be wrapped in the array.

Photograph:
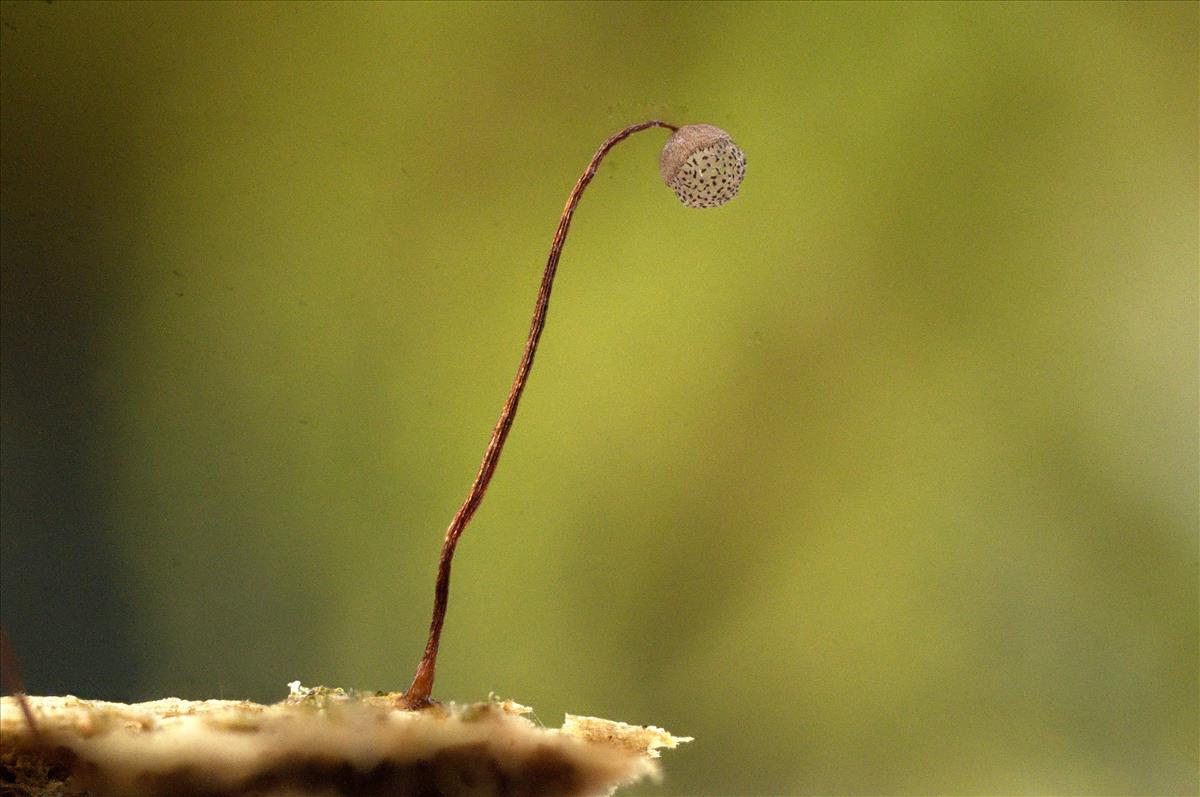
[{"x1": 659, "y1": 124, "x2": 746, "y2": 208}]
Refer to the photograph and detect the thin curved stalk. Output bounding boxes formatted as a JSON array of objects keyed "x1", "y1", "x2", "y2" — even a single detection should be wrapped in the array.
[{"x1": 400, "y1": 120, "x2": 679, "y2": 709}]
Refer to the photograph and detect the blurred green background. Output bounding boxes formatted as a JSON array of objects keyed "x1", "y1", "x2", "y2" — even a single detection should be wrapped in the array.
[{"x1": 1, "y1": 1, "x2": 1196, "y2": 794}]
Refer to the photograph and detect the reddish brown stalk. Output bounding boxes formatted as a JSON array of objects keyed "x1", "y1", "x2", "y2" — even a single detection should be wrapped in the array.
[
  {"x1": 399, "y1": 120, "x2": 679, "y2": 709},
  {"x1": 0, "y1": 626, "x2": 39, "y2": 737}
]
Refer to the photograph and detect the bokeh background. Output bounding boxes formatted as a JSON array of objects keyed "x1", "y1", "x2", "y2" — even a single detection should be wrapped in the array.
[{"x1": 1, "y1": 2, "x2": 1196, "y2": 794}]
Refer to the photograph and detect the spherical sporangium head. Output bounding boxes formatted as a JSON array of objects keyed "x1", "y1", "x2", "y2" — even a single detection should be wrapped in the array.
[{"x1": 659, "y1": 124, "x2": 746, "y2": 208}]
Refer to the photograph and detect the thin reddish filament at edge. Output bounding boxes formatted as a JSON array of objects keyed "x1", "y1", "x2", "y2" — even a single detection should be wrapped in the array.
[
  {"x1": 400, "y1": 120, "x2": 679, "y2": 709},
  {"x1": 0, "y1": 627, "x2": 39, "y2": 737}
]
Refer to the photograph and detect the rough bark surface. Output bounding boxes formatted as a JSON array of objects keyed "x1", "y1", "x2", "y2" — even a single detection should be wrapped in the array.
[{"x1": 0, "y1": 686, "x2": 689, "y2": 797}]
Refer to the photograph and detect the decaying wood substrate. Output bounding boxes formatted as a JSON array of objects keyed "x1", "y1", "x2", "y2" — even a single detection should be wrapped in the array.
[{"x1": 0, "y1": 685, "x2": 690, "y2": 796}]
